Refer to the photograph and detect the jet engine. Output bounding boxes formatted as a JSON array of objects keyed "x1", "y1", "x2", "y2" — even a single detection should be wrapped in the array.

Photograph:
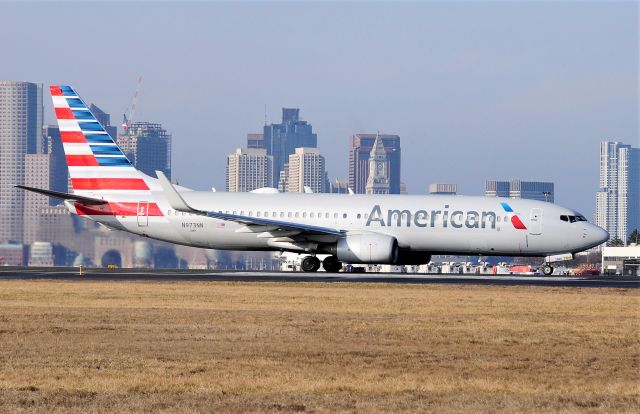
[{"x1": 335, "y1": 233, "x2": 398, "y2": 264}]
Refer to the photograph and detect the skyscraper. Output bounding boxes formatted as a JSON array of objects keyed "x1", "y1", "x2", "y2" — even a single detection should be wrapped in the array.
[
  {"x1": 117, "y1": 122, "x2": 171, "y2": 179},
  {"x1": 485, "y1": 180, "x2": 554, "y2": 202},
  {"x1": 596, "y1": 141, "x2": 639, "y2": 244},
  {"x1": 0, "y1": 81, "x2": 43, "y2": 243},
  {"x1": 365, "y1": 134, "x2": 390, "y2": 195},
  {"x1": 23, "y1": 154, "x2": 52, "y2": 244},
  {"x1": 286, "y1": 147, "x2": 326, "y2": 193},
  {"x1": 42, "y1": 125, "x2": 69, "y2": 196},
  {"x1": 349, "y1": 133, "x2": 401, "y2": 194},
  {"x1": 263, "y1": 108, "x2": 317, "y2": 187},
  {"x1": 246, "y1": 133, "x2": 264, "y2": 149},
  {"x1": 226, "y1": 148, "x2": 274, "y2": 192}
]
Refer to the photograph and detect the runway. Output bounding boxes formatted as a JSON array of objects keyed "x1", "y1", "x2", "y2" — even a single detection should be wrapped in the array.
[{"x1": 0, "y1": 267, "x2": 637, "y2": 288}]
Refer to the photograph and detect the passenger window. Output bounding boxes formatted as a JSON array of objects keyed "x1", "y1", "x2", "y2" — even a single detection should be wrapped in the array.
[
  {"x1": 310, "y1": 212, "x2": 314, "y2": 218},
  {"x1": 343, "y1": 213, "x2": 347, "y2": 219},
  {"x1": 280, "y1": 212, "x2": 285, "y2": 218},
  {"x1": 288, "y1": 212, "x2": 292, "y2": 218},
  {"x1": 257, "y1": 211, "x2": 261, "y2": 217},
  {"x1": 496, "y1": 216, "x2": 501, "y2": 222},
  {"x1": 325, "y1": 213, "x2": 330, "y2": 218},
  {"x1": 233, "y1": 211, "x2": 236, "y2": 215},
  {"x1": 303, "y1": 212, "x2": 307, "y2": 218},
  {"x1": 249, "y1": 211, "x2": 253, "y2": 216},
  {"x1": 334, "y1": 213, "x2": 338, "y2": 219},
  {"x1": 357, "y1": 213, "x2": 361, "y2": 219},
  {"x1": 364, "y1": 213, "x2": 369, "y2": 219},
  {"x1": 295, "y1": 212, "x2": 299, "y2": 218}
]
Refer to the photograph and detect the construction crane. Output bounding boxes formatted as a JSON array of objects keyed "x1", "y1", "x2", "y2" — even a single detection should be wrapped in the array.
[{"x1": 122, "y1": 75, "x2": 143, "y2": 133}]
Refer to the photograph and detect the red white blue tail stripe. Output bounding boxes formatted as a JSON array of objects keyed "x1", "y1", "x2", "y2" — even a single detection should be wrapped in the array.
[{"x1": 50, "y1": 85, "x2": 157, "y2": 194}]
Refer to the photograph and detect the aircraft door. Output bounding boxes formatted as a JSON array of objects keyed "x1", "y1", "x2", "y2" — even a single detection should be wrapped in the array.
[
  {"x1": 529, "y1": 208, "x2": 542, "y2": 235},
  {"x1": 137, "y1": 201, "x2": 149, "y2": 227}
]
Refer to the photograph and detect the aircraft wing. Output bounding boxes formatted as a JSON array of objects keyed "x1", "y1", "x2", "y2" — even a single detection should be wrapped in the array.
[
  {"x1": 156, "y1": 171, "x2": 344, "y2": 237},
  {"x1": 15, "y1": 185, "x2": 107, "y2": 205}
]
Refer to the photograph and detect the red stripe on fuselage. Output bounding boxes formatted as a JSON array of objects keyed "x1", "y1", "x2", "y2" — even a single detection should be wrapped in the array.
[
  {"x1": 75, "y1": 202, "x2": 163, "y2": 217},
  {"x1": 50, "y1": 85, "x2": 63, "y2": 96},
  {"x1": 66, "y1": 155, "x2": 99, "y2": 166},
  {"x1": 60, "y1": 131, "x2": 86, "y2": 143},
  {"x1": 55, "y1": 107, "x2": 75, "y2": 119},
  {"x1": 71, "y1": 178, "x2": 150, "y2": 191}
]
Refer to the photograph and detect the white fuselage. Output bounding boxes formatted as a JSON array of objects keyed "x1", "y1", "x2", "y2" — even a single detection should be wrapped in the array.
[{"x1": 67, "y1": 191, "x2": 608, "y2": 257}]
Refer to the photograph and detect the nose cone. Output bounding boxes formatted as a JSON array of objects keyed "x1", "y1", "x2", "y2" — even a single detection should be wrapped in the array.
[{"x1": 590, "y1": 224, "x2": 609, "y2": 246}]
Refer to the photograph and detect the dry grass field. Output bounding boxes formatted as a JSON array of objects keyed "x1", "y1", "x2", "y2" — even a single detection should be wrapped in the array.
[{"x1": 0, "y1": 280, "x2": 637, "y2": 413}]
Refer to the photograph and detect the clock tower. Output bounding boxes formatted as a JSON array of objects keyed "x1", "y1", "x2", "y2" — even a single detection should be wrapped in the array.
[{"x1": 365, "y1": 133, "x2": 390, "y2": 195}]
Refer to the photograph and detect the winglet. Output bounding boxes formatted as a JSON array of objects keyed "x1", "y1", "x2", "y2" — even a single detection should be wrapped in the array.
[{"x1": 156, "y1": 171, "x2": 200, "y2": 213}]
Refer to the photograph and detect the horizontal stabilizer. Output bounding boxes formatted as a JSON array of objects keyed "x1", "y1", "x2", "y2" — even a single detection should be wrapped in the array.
[
  {"x1": 15, "y1": 185, "x2": 107, "y2": 205},
  {"x1": 156, "y1": 171, "x2": 201, "y2": 214}
]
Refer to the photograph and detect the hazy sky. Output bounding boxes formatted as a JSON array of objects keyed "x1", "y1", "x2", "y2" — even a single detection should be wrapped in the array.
[{"x1": 2, "y1": 1, "x2": 638, "y2": 216}]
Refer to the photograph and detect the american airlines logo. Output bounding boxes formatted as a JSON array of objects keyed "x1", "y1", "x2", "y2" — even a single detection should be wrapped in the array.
[{"x1": 365, "y1": 203, "x2": 527, "y2": 230}]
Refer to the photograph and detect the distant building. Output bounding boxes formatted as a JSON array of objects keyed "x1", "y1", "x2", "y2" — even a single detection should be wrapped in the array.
[
  {"x1": 42, "y1": 125, "x2": 69, "y2": 196},
  {"x1": 365, "y1": 134, "x2": 390, "y2": 195},
  {"x1": 117, "y1": 122, "x2": 171, "y2": 179},
  {"x1": 596, "y1": 141, "x2": 639, "y2": 244},
  {"x1": 0, "y1": 81, "x2": 43, "y2": 243},
  {"x1": 247, "y1": 133, "x2": 264, "y2": 149},
  {"x1": 328, "y1": 179, "x2": 350, "y2": 194},
  {"x1": 601, "y1": 245, "x2": 640, "y2": 276},
  {"x1": 28, "y1": 241, "x2": 54, "y2": 266},
  {"x1": 485, "y1": 180, "x2": 554, "y2": 202},
  {"x1": 349, "y1": 133, "x2": 401, "y2": 194},
  {"x1": 429, "y1": 183, "x2": 457, "y2": 195},
  {"x1": 263, "y1": 108, "x2": 317, "y2": 187},
  {"x1": 23, "y1": 154, "x2": 53, "y2": 244},
  {"x1": 0, "y1": 243, "x2": 25, "y2": 266},
  {"x1": 286, "y1": 147, "x2": 326, "y2": 193},
  {"x1": 226, "y1": 148, "x2": 274, "y2": 192}
]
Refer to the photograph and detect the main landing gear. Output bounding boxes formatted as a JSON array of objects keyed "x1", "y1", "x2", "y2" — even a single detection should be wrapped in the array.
[
  {"x1": 301, "y1": 256, "x2": 321, "y2": 272},
  {"x1": 541, "y1": 264, "x2": 554, "y2": 276},
  {"x1": 300, "y1": 255, "x2": 342, "y2": 273},
  {"x1": 322, "y1": 255, "x2": 342, "y2": 273}
]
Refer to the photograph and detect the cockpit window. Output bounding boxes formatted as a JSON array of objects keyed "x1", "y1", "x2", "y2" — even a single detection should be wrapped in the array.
[{"x1": 561, "y1": 214, "x2": 587, "y2": 223}]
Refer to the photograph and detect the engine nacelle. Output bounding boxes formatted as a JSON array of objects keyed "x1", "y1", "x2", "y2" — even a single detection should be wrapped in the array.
[
  {"x1": 394, "y1": 250, "x2": 431, "y2": 265},
  {"x1": 335, "y1": 234, "x2": 398, "y2": 264}
]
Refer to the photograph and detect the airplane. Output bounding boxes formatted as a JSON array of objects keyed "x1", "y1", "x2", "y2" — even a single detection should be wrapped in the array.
[{"x1": 17, "y1": 85, "x2": 609, "y2": 275}]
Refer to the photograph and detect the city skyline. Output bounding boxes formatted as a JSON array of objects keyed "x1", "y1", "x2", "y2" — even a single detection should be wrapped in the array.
[{"x1": 1, "y1": 1, "x2": 637, "y2": 219}]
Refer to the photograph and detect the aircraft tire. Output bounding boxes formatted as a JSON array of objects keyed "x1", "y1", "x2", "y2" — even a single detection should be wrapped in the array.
[
  {"x1": 301, "y1": 256, "x2": 321, "y2": 272},
  {"x1": 322, "y1": 256, "x2": 342, "y2": 273},
  {"x1": 542, "y1": 264, "x2": 554, "y2": 276}
]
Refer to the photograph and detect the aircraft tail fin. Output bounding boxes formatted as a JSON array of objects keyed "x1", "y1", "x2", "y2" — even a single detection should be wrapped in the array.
[{"x1": 49, "y1": 85, "x2": 156, "y2": 196}]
